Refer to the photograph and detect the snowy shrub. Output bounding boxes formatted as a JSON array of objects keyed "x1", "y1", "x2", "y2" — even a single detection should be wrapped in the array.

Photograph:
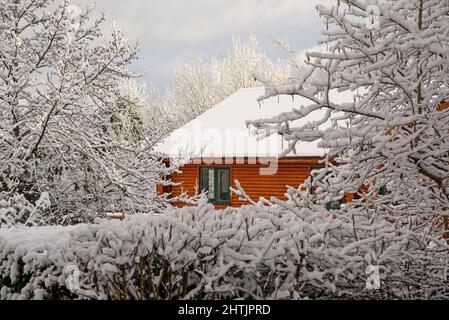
[
  {"x1": 0, "y1": 192, "x2": 63, "y2": 229},
  {"x1": 0, "y1": 193, "x2": 33, "y2": 229},
  {"x1": 1, "y1": 197, "x2": 448, "y2": 300}
]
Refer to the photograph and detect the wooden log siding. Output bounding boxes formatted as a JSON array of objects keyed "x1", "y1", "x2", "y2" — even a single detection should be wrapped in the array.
[{"x1": 165, "y1": 157, "x2": 324, "y2": 209}]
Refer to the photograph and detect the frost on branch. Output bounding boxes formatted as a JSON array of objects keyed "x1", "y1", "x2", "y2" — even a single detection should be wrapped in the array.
[
  {"x1": 0, "y1": 0, "x2": 178, "y2": 225},
  {"x1": 151, "y1": 36, "x2": 291, "y2": 131},
  {"x1": 247, "y1": 0, "x2": 449, "y2": 297},
  {"x1": 0, "y1": 198, "x2": 448, "y2": 300}
]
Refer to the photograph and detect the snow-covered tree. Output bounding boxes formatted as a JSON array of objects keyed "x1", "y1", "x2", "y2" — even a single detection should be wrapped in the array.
[
  {"x1": 211, "y1": 36, "x2": 287, "y2": 98},
  {"x1": 159, "y1": 36, "x2": 289, "y2": 130},
  {"x1": 248, "y1": 0, "x2": 449, "y2": 297},
  {"x1": 0, "y1": 0, "x2": 177, "y2": 225},
  {"x1": 120, "y1": 79, "x2": 171, "y2": 140},
  {"x1": 166, "y1": 57, "x2": 218, "y2": 128}
]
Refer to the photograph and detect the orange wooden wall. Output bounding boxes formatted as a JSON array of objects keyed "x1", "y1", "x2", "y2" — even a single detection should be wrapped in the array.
[{"x1": 163, "y1": 157, "x2": 323, "y2": 209}]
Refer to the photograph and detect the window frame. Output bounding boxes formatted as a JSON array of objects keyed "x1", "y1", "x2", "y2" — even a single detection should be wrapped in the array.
[{"x1": 199, "y1": 166, "x2": 231, "y2": 205}]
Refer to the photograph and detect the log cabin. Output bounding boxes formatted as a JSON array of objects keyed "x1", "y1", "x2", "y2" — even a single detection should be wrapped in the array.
[{"x1": 154, "y1": 87, "x2": 353, "y2": 209}]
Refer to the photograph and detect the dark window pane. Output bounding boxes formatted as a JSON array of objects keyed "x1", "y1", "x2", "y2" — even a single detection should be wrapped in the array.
[
  {"x1": 325, "y1": 199, "x2": 343, "y2": 211},
  {"x1": 200, "y1": 167, "x2": 230, "y2": 204},
  {"x1": 379, "y1": 185, "x2": 387, "y2": 195},
  {"x1": 207, "y1": 169, "x2": 215, "y2": 199},
  {"x1": 217, "y1": 169, "x2": 230, "y2": 202},
  {"x1": 200, "y1": 168, "x2": 215, "y2": 200}
]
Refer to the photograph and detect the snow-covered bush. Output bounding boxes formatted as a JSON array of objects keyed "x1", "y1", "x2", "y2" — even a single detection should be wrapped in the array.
[{"x1": 1, "y1": 197, "x2": 448, "y2": 300}]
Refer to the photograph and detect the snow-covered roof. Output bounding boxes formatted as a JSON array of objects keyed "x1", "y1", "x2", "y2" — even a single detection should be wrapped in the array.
[{"x1": 154, "y1": 87, "x2": 353, "y2": 159}]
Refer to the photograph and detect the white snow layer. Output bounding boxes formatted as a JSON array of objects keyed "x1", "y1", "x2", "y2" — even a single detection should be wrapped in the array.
[{"x1": 154, "y1": 87, "x2": 354, "y2": 159}]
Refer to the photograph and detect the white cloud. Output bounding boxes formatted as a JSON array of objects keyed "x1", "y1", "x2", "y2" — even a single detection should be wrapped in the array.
[
  {"x1": 74, "y1": 0, "x2": 336, "y2": 87},
  {"x1": 81, "y1": 0, "x2": 333, "y2": 45}
]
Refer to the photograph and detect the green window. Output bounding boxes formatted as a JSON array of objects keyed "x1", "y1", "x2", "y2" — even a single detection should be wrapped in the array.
[
  {"x1": 325, "y1": 199, "x2": 344, "y2": 211},
  {"x1": 200, "y1": 167, "x2": 231, "y2": 205}
]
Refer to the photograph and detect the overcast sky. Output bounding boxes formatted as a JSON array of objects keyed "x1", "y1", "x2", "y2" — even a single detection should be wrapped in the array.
[{"x1": 77, "y1": 0, "x2": 333, "y2": 90}]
